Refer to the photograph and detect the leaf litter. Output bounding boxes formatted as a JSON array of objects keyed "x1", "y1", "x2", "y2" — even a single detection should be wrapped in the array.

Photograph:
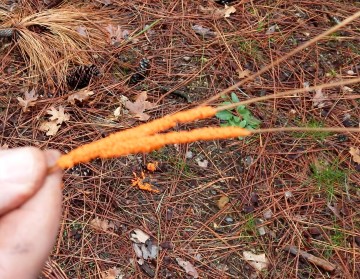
[
  {"x1": 106, "y1": 24, "x2": 129, "y2": 46},
  {"x1": 349, "y1": 147, "x2": 360, "y2": 163},
  {"x1": 192, "y1": 25, "x2": 217, "y2": 37},
  {"x1": 100, "y1": 267, "x2": 124, "y2": 279},
  {"x1": 39, "y1": 106, "x2": 70, "y2": 136},
  {"x1": 176, "y1": 257, "x2": 199, "y2": 278},
  {"x1": 124, "y1": 91, "x2": 155, "y2": 121},
  {"x1": 199, "y1": 4, "x2": 236, "y2": 18},
  {"x1": 90, "y1": 217, "x2": 115, "y2": 232},
  {"x1": 243, "y1": 251, "x2": 269, "y2": 272},
  {"x1": 47, "y1": 106, "x2": 70, "y2": 124},
  {"x1": 17, "y1": 88, "x2": 38, "y2": 112},
  {"x1": 130, "y1": 229, "x2": 158, "y2": 267},
  {"x1": 67, "y1": 89, "x2": 94, "y2": 105},
  {"x1": 217, "y1": 195, "x2": 229, "y2": 209}
]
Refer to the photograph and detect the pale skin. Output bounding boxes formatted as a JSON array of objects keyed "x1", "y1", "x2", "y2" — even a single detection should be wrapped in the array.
[{"x1": 0, "y1": 147, "x2": 62, "y2": 279}]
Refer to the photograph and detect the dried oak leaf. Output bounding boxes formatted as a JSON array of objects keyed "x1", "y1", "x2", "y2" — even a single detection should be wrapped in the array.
[
  {"x1": 176, "y1": 258, "x2": 199, "y2": 278},
  {"x1": 106, "y1": 24, "x2": 128, "y2": 45},
  {"x1": 39, "y1": 121, "x2": 60, "y2": 136},
  {"x1": 125, "y1": 91, "x2": 155, "y2": 121},
  {"x1": 101, "y1": 267, "x2": 123, "y2": 279},
  {"x1": 192, "y1": 25, "x2": 217, "y2": 37},
  {"x1": 90, "y1": 217, "x2": 115, "y2": 232},
  {"x1": 223, "y1": 5, "x2": 236, "y2": 18},
  {"x1": 312, "y1": 88, "x2": 329, "y2": 108},
  {"x1": 17, "y1": 89, "x2": 38, "y2": 112},
  {"x1": 47, "y1": 106, "x2": 70, "y2": 124},
  {"x1": 67, "y1": 89, "x2": 94, "y2": 105},
  {"x1": 237, "y1": 68, "x2": 251, "y2": 79},
  {"x1": 199, "y1": 5, "x2": 236, "y2": 18},
  {"x1": 243, "y1": 251, "x2": 269, "y2": 272},
  {"x1": 130, "y1": 229, "x2": 150, "y2": 244},
  {"x1": 39, "y1": 106, "x2": 70, "y2": 136},
  {"x1": 349, "y1": 147, "x2": 360, "y2": 163}
]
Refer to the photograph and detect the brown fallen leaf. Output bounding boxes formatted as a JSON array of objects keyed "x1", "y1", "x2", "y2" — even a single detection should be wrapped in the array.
[
  {"x1": 39, "y1": 106, "x2": 70, "y2": 136},
  {"x1": 39, "y1": 121, "x2": 60, "y2": 136},
  {"x1": 130, "y1": 229, "x2": 150, "y2": 244},
  {"x1": 47, "y1": 106, "x2": 70, "y2": 124},
  {"x1": 237, "y1": 68, "x2": 251, "y2": 79},
  {"x1": 199, "y1": 5, "x2": 236, "y2": 18},
  {"x1": 106, "y1": 24, "x2": 128, "y2": 45},
  {"x1": 67, "y1": 89, "x2": 94, "y2": 105},
  {"x1": 224, "y1": 5, "x2": 236, "y2": 18},
  {"x1": 125, "y1": 91, "x2": 155, "y2": 121},
  {"x1": 312, "y1": 88, "x2": 329, "y2": 108},
  {"x1": 101, "y1": 267, "x2": 123, "y2": 279},
  {"x1": 217, "y1": 196, "x2": 230, "y2": 209},
  {"x1": 349, "y1": 147, "x2": 360, "y2": 163},
  {"x1": 17, "y1": 88, "x2": 38, "y2": 112},
  {"x1": 176, "y1": 258, "x2": 199, "y2": 278},
  {"x1": 192, "y1": 25, "x2": 217, "y2": 37},
  {"x1": 243, "y1": 251, "x2": 269, "y2": 272},
  {"x1": 90, "y1": 217, "x2": 115, "y2": 232}
]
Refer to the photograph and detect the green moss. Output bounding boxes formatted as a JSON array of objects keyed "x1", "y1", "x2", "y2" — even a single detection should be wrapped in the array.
[
  {"x1": 311, "y1": 161, "x2": 346, "y2": 201},
  {"x1": 293, "y1": 119, "x2": 331, "y2": 141}
]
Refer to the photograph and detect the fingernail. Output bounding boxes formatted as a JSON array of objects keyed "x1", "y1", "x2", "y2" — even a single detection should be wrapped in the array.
[
  {"x1": 0, "y1": 148, "x2": 39, "y2": 185},
  {"x1": 44, "y1": 149, "x2": 61, "y2": 168}
]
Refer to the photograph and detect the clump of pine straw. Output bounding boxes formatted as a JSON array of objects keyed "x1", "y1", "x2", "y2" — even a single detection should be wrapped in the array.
[{"x1": 0, "y1": 4, "x2": 110, "y2": 87}]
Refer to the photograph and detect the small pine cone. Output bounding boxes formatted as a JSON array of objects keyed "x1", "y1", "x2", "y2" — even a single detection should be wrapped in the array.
[
  {"x1": 129, "y1": 58, "x2": 150, "y2": 85},
  {"x1": 0, "y1": 29, "x2": 14, "y2": 38},
  {"x1": 66, "y1": 64, "x2": 100, "y2": 90}
]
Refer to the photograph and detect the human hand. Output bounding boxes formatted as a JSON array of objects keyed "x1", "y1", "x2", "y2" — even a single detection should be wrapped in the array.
[{"x1": 0, "y1": 147, "x2": 62, "y2": 279}]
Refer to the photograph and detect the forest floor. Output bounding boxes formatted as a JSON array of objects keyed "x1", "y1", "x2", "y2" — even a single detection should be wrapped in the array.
[{"x1": 1, "y1": 0, "x2": 360, "y2": 278}]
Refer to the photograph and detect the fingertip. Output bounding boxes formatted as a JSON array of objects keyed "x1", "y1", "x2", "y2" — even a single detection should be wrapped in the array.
[
  {"x1": 0, "y1": 147, "x2": 47, "y2": 216},
  {"x1": 44, "y1": 149, "x2": 61, "y2": 168}
]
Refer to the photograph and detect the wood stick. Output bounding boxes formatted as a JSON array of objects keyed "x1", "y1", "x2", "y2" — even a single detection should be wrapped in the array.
[{"x1": 283, "y1": 245, "x2": 337, "y2": 272}]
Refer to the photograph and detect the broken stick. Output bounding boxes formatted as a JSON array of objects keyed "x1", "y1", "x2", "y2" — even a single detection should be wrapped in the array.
[{"x1": 283, "y1": 245, "x2": 336, "y2": 272}]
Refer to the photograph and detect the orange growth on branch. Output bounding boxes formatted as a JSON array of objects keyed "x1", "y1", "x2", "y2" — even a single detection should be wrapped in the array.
[
  {"x1": 55, "y1": 106, "x2": 218, "y2": 168},
  {"x1": 114, "y1": 106, "x2": 216, "y2": 139},
  {"x1": 56, "y1": 126, "x2": 251, "y2": 169}
]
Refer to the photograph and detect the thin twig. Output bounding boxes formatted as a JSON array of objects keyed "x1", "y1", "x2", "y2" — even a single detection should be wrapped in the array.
[
  {"x1": 214, "y1": 77, "x2": 360, "y2": 112},
  {"x1": 252, "y1": 127, "x2": 360, "y2": 134},
  {"x1": 201, "y1": 10, "x2": 360, "y2": 105}
]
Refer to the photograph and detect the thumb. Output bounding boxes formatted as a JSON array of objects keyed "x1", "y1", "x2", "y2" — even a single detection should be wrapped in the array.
[{"x1": 0, "y1": 147, "x2": 47, "y2": 216}]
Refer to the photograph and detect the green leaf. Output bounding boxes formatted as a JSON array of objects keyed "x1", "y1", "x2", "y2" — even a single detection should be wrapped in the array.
[
  {"x1": 237, "y1": 106, "x2": 249, "y2": 115},
  {"x1": 216, "y1": 110, "x2": 233, "y2": 120},
  {"x1": 246, "y1": 116, "x2": 261, "y2": 128},
  {"x1": 233, "y1": 116, "x2": 241, "y2": 123},
  {"x1": 229, "y1": 119, "x2": 238, "y2": 126},
  {"x1": 239, "y1": 120, "x2": 247, "y2": 128},
  {"x1": 231, "y1": 92, "x2": 240, "y2": 103},
  {"x1": 221, "y1": 101, "x2": 232, "y2": 106}
]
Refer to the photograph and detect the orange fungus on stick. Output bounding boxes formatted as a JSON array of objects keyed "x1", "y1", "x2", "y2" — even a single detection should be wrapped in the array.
[{"x1": 56, "y1": 126, "x2": 251, "y2": 169}]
